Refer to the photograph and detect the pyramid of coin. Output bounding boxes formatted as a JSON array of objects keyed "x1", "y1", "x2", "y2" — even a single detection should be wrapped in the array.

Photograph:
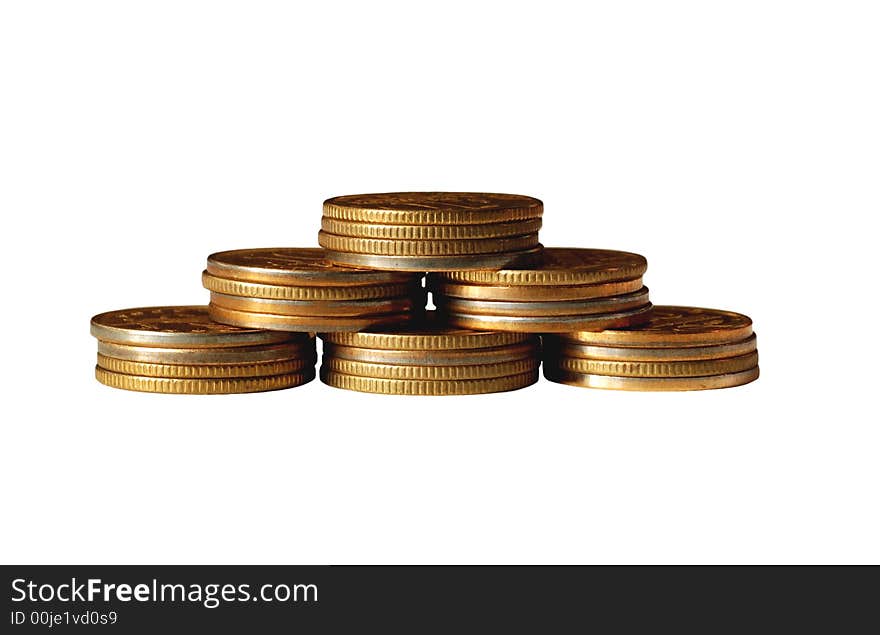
[{"x1": 91, "y1": 192, "x2": 759, "y2": 395}]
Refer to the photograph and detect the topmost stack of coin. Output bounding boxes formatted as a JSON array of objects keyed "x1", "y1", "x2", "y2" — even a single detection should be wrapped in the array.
[{"x1": 319, "y1": 192, "x2": 544, "y2": 271}]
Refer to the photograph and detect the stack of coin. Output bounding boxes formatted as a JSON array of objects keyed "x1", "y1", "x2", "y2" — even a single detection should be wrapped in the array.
[
  {"x1": 91, "y1": 306, "x2": 316, "y2": 394},
  {"x1": 430, "y1": 248, "x2": 653, "y2": 333},
  {"x1": 543, "y1": 306, "x2": 759, "y2": 391},
  {"x1": 319, "y1": 192, "x2": 544, "y2": 271},
  {"x1": 320, "y1": 313, "x2": 541, "y2": 395},
  {"x1": 203, "y1": 248, "x2": 425, "y2": 331}
]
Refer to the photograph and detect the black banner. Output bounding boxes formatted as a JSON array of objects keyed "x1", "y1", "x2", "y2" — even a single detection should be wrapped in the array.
[{"x1": 1, "y1": 565, "x2": 873, "y2": 632}]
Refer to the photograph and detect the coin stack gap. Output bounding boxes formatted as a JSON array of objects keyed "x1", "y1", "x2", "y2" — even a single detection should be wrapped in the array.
[
  {"x1": 319, "y1": 312, "x2": 541, "y2": 395},
  {"x1": 430, "y1": 248, "x2": 653, "y2": 333},
  {"x1": 90, "y1": 306, "x2": 317, "y2": 394},
  {"x1": 319, "y1": 192, "x2": 544, "y2": 271},
  {"x1": 203, "y1": 248, "x2": 425, "y2": 332},
  {"x1": 543, "y1": 306, "x2": 759, "y2": 391}
]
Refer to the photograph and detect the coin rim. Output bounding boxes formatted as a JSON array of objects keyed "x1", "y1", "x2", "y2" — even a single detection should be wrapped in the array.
[
  {"x1": 97, "y1": 354, "x2": 314, "y2": 379},
  {"x1": 320, "y1": 368, "x2": 539, "y2": 395},
  {"x1": 318, "y1": 231, "x2": 540, "y2": 256},
  {"x1": 543, "y1": 334, "x2": 758, "y2": 362},
  {"x1": 95, "y1": 366, "x2": 316, "y2": 394},
  {"x1": 543, "y1": 366, "x2": 760, "y2": 391},
  {"x1": 322, "y1": 247, "x2": 544, "y2": 272},
  {"x1": 547, "y1": 351, "x2": 759, "y2": 378},
  {"x1": 442, "y1": 305, "x2": 654, "y2": 333},
  {"x1": 208, "y1": 304, "x2": 419, "y2": 332},
  {"x1": 322, "y1": 357, "x2": 540, "y2": 380},
  {"x1": 321, "y1": 217, "x2": 543, "y2": 240}
]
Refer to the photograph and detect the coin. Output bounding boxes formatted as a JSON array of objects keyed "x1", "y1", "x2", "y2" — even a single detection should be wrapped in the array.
[
  {"x1": 322, "y1": 246, "x2": 544, "y2": 272},
  {"x1": 206, "y1": 248, "x2": 416, "y2": 286},
  {"x1": 321, "y1": 217, "x2": 543, "y2": 240},
  {"x1": 318, "y1": 231, "x2": 540, "y2": 256},
  {"x1": 97, "y1": 340, "x2": 315, "y2": 365},
  {"x1": 97, "y1": 354, "x2": 314, "y2": 379},
  {"x1": 429, "y1": 277, "x2": 644, "y2": 301},
  {"x1": 208, "y1": 291, "x2": 422, "y2": 317},
  {"x1": 543, "y1": 367, "x2": 760, "y2": 391},
  {"x1": 547, "y1": 352, "x2": 759, "y2": 378},
  {"x1": 543, "y1": 334, "x2": 758, "y2": 362},
  {"x1": 323, "y1": 192, "x2": 543, "y2": 225},
  {"x1": 437, "y1": 248, "x2": 648, "y2": 286},
  {"x1": 321, "y1": 315, "x2": 532, "y2": 350},
  {"x1": 320, "y1": 369, "x2": 539, "y2": 396},
  {"x1": 202, "y1": 272, "x2": 419, "y2": 301},
  {"x1": 95, "y1": 366, "x2": 316, "y2": 394},
  {"x1": 208, "y1": 304, "x2": 418, "y2": 332},
  {"x1": 323, "y1": 357, "x2": 540, "y2": 381},
  {"x1": 323, "y1": 342, "x2": 539, "y2": 366},
  {"x1": 563, "y1": 306, "x2": 754, "y2": 347},
  {"x1": 443, "y1": 304, "x2": 654, "y2": 333},
  {"x1": 435, "y1": 287, "x2": 650, "y2": 317},
  {"x1": 90, "y1": 306, "x2": 291, "y2": 348}
]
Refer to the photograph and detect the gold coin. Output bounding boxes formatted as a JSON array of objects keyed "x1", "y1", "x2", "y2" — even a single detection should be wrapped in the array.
[
  {"x1": 321, "y1": 217, "x2": 543, "y2": 240},
  {"x1": 321, "y1": 314, "x2": 532, "y2": 350},
  {"x1": 97, "y1": 340, "x2": 315, "y2": 365},
  {"x1": 429, "y1": 277, "x2": 644, "y2": 301},
  {"x1": 320, "y1": 368, "x2": 539, "y2": 396},
  {"x1": 543, "y1": 367, "x2": 759, "y2": 391},
  {"x1": 544, "y1": 334, "x2": 758, "y2": 362},
  {"x1": 97, "y1": 354, "x2": 314, "y2": 379},
  {"x1": 208, "y1": 304, "x2": 418, "y2": 332},
  {"x1": 206, "y1": 247, "x2": 416, "y2": 286},
  {"x1": 90, "y1": 306, "x2": 292, "y2": 348},
  {"x1": 547, "y1": 352, "x2": 759, "y2": 378},
  {"x1": 443, "y1": 305, "x2": 654, "y2": 333},
  {"x1": 95, "y1": 366, "x2": 315, "y2": 394},
  {"x1": 564, "y1": 305, "x2": 754, "y2": 347},
  {"x1": 322, "y1": 357, "x2": 540, "y2": 381},
  {"x1": 209, "y1": 291, "x2": 422, "y2": 317},
  {"x1": 202, "y1": 272, "x2": 418, "y2": 301},
  {"x1": 323, "y1": 342, "x2": 539, "y2": 366},
  {"x1": 318, "y1": 231, "x2": 540, "y2": 256},
  {"x1": 437, "y1": 248, "x2": 648, "y2": 286},
  {"x1": 436, "y1": 288, "x2": 650, "y2": 317},
  {"x1": 323, "y1": 192, "x2": 543, "y2": 225},
  {"x1": 322, "y1": 246, "x2": 544, "y2": 272}
]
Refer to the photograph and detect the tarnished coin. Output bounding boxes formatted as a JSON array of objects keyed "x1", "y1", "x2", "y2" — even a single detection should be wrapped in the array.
[
  {"x1": 97, "y1": 340, "x2": 315, "y2": 365},
  {"x1": 548, "y1": 352, "x2": 759, "y2": 378},
  {"x1": 321, "y1": 314, "x2": 532, "y2": 350},
  {"x1": 323, "y1": 342, "x2": 539, "y2": 366},
  {"x1": 208, "y1": 304, "x2": 418, "y2": 332},
  {"x1": 435, "y1": 288, "x2": 650, "y2": 317},
  {"x1": 443, "y1": 305, "x2": 654, "y2": 333},
  {"x1": 318, "y1": 231, "x2": 540, "y2": 256},
  {"x1": 323, "y1": 357, "x2": 540, "y2": 381},
  {"x1": 97, "y1": 354, "x2": 314, "y2": 379},
  {"x1": 323, "y1": 192, "x2": 543, "y2": 225},
  {"x1": 543, "y1": 367, "x2": 760, "y2": 392},
  {"x1": 208, "y1": 291, "x2": 422, "y2": 317},
  {"x1": 321, "y1": 217, "x2": 543, "y2": 240},
  {"x1": 437, "y1": 248, "x2": 648, "y2": 286},
  {"x1": 95, "y1": 367, "x2": 316, "y2": 394},
  {"x1": 90, "y1": 306, "x2": 291, "y2": 348},
  {"x1": 320, "y1": 369, "x2": 539, "y2": 396},
  {"x1": 206, "y1": 248, "x2": 416, "y2": 286},
  {"x1": 429, "y1": 277, "x2": 644, "y2": 301},
  {"x1": 543, "y1": 334, "x2": 758, "y2": 362},
  {"x1": 202, "y1": 272, "x2": 418, "y2": 301},
  {"x1": 563, "y1": 306, "x2": 754, "y2": 347},
  {"x1": 322, "y1": 246, "x2": 544, "y2": 272}
]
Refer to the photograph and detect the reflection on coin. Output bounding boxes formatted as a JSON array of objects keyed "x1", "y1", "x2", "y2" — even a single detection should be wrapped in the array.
[
  {"x1": 543, "y1": 367, "x2": 760, "y2": 391},
  {"x1": 436, "y1": 288, "x2": 650, "y2": 317},
  {"x1": 323, "y1": 192, "x2": 543, "y2": 225},
  {"x1": 543, "y1": 334, "x2": 758, "y2": 362},
  {"x1": 90, "y1": 306, "x2": 291, "y2": 348},
  {"x1": 95, "y1": 366, "x2": 316, "y2": 394},
  {"x1": 429, "y1": 277, "x2": 644, "y2": 301}
]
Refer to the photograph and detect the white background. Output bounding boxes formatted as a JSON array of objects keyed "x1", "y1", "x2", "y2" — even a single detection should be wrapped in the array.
[{"x1": 1, "y1": 1, "x2": 878, "y2": 564}]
